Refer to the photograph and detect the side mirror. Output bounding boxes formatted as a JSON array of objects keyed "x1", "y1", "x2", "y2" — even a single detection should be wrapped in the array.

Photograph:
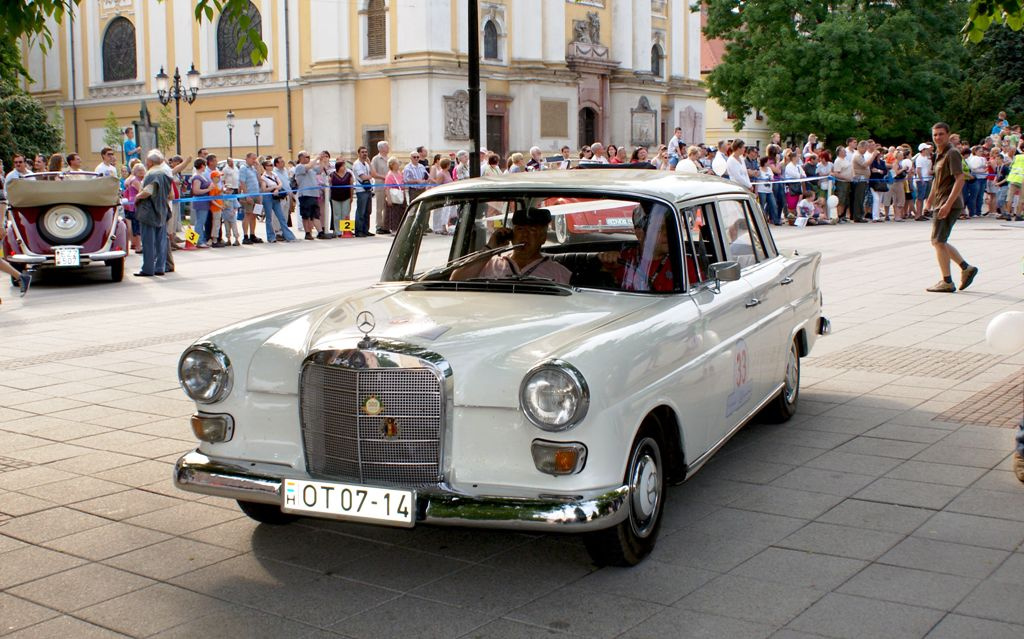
[
  {"x1": 709, "y1": 261, "x2": 741, "y2": 282},
  {"x1": 707, "y1": 260, "x2": 741, "y2": 293}
]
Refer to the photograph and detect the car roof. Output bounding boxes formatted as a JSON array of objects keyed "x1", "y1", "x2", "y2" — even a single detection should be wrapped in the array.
[{"x1": 422, "y1": 169, "x2": 752, "y2": 203}]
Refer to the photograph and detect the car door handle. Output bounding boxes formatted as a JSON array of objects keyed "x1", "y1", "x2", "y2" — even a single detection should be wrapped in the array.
[
  {"x1": 779, "y1": 277, "x2": 794, "y2": 286},
  {"x1": 745, "y1": 298, "x2": 762, "y2": 308}
]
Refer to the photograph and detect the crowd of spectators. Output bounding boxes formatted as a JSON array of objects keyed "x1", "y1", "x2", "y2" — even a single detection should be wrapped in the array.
[{"x1": 3, "y1": 111, "x2": 1021, "y2": 280}]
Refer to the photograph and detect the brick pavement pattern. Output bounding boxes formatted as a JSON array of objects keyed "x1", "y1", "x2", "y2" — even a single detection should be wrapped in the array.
[{"x1": 1, "y1": 218, "x2": 1023, "y2": 638}]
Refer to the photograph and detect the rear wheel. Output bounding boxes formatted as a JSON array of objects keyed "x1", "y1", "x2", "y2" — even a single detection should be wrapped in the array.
[
  {"x1": 761, "y1": 338, "x2": 801, "y2": 423},
  {"x1": 584, "y1": 425, "x2": 665, "y2": 567},
  {"x1": 107, "y1": 257, "x2": 124, "y2": 282},
  {"x1": 237, "y1": 500, "x2": 299, "y2": 525}
]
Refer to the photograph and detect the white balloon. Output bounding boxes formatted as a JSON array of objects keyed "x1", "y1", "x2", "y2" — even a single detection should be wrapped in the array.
[
  {"x1": 985, "y1": 311, "x2": 1024, "y2": 353},
  {"x1": 827, "y1": 195, "x2": 839, "y2": 207}
]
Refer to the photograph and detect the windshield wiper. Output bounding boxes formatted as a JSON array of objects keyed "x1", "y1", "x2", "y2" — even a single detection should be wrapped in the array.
[
  {"x1": 474, "y1": 275, "x2": 576, "y2": 293},
  {"x1": 414, "y1": 243, "x2": 524, "y2": 281}
]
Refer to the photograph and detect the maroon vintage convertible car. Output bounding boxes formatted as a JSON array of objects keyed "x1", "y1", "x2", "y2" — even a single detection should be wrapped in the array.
[{"x1": 3, "y1": 173, "x2": 127, "y2": 283}]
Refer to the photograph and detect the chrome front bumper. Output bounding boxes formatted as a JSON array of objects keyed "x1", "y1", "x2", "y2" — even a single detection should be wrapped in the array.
[
  {"x1": 6, "y1": 249, "x2": 127, "y2": 265},
  {"x1": 174, "y1": 450, "x2": 629, "y2": 532}
]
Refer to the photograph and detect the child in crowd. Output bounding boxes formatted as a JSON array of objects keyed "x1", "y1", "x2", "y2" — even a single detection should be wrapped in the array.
[
  {"x1": 208, "y1": 171, "x2": 225, "y2": 247},
  {"x1": 796, "y1": 190, "x2": 823, "y2": 226}
]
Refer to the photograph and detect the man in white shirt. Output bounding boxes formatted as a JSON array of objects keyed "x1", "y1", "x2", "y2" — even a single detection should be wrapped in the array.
[
  {"x1": 351, "y1": 145, "x2": 374, "y2": 237},
  {"x1": 590, "y1": 142, "x2": 610, "y2": 164},
  {"x1": 914, "y1": 143, "x2": 933, "y2": 220},
  {"x1": 94, "y1": 147, "x2": 118, "y2": 177},
  {"x1": 725, "y1": 139, "x2": 753, "y2": 191},
  {"x1": 711, "y1": 140, "x2": 729, "y2": 177}
]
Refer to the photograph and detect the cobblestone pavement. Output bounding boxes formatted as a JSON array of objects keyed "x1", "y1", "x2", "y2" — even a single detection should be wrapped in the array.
[{"x1": 1, "y1": 217, "x2": 1023, "y2": 638}]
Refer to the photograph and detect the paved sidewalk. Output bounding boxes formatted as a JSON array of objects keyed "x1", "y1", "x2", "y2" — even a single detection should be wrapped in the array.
[{"x1": 0, "y1": 217, "x2": 1022, "y2": 638}]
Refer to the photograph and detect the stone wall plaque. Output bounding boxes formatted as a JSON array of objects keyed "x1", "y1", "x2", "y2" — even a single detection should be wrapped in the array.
[
  {"x1": 444, "y1": 90, "x2": 470, "y2": 140},
  {"x1": 630, "y1": 96, "x2": 656, "y2": 148},
  {"x1": 540, "y1": 100, "x2": 568, "y2": 138},
  {"x1": 679, "y1": 106, "x2": 704, "y2": 145}
]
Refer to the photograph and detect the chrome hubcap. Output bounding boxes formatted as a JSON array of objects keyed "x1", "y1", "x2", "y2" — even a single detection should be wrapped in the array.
[
  {"x1": 784, "y1": 343, "x2": 799, "y2": 404},
  {"x1": 629, "y1": 439, "x2": 661, "y2": 538}
]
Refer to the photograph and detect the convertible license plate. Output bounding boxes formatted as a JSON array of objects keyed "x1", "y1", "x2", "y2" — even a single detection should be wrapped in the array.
[
  {"x1": 605, "y1": 217, "x2": 632, "y2": 227},
  {"x1": 54, "y1": 247, "x2": 80, "y2": 267},
  {"x1": 282, "y1": 479, "x2": 415, "y2": 527}
]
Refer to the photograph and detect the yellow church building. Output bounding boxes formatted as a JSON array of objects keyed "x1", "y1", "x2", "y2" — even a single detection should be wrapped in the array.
[{"x1": 19, "y1": 0, "x2": 707, "y2": 165}]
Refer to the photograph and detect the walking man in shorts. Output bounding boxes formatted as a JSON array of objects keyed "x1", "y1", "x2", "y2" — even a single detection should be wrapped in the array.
[{"x1": 924, "y1": 122, "x2": 979, "y2": 293}]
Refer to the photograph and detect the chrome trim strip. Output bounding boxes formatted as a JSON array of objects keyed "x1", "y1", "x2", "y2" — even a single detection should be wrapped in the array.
[
  {"x1": 684, "y1": 382, "x2": 785, "y2": 477},
  {"x1": 85, "y1": 250, "x2": 127, "y2": 261},
  {"x1": 174, "y1": 450, "x2": 629, "y2": 531}
]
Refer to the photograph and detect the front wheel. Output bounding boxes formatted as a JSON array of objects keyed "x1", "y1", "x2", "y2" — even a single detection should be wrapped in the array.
[
  {"x1": 237, "y1": 500, "x2": 299, "y2": 525},
  {"x1": 584, "y1": 429, "x2": 665, "y2": 567},
  {"x1": 761, "y1": 338, "x2": 801, "y2": 423}
]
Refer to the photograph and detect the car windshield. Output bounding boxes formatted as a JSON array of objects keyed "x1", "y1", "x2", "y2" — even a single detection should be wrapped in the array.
[{"x1": 381, "y1": 192, "x2": 685, "y2": 293}]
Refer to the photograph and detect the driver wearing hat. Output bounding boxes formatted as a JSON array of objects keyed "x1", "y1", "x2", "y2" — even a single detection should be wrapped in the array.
[{"x1": 451, "y1": 207, "x2": 572, "y2": 284}]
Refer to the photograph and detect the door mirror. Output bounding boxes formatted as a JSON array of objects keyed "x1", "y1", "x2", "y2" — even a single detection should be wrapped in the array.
[
  {"x1": 709, "y1": 261, "x2": 741, "y2": 282},
  {"x1": 707, "y1": 261, "x2": 741, "y2": 293}
]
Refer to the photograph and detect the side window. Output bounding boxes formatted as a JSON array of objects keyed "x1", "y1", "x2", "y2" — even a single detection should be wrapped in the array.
[
  {"x1": 680, "y1": 204, "x2": 719, "y2": 283},
  {"x1": 718, "y1": 199, "x2": 767, "y2": 268},
  {"x1": 744, "y1": 199, "x2": 777, "y2": 258}
]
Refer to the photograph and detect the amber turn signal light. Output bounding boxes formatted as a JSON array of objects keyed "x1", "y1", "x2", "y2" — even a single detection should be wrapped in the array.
[{"x1": 531, "y1": 440, "x2": 587, "y2": 476}]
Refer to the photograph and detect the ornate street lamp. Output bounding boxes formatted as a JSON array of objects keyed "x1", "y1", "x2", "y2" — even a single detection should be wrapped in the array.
[
  {"x1": 226, "y1": 110, "x2": 236, "y2": 160},
  {"x1": 253, "y1": 120, "x2": 261, "y2": 157},
  {"x1": 155, "y1": 63, "x2": 200, "y2": 155}
]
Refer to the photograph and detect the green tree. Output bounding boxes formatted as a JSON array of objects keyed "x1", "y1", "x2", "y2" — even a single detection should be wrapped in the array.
[
  {"x1": 158, "y1": 103, "x2": 177, "y2": 155},
  {"x1": 964, "y1": 0, "x2": 1024, "y2": 42},
  {"x1": 704, "y1": 0, "x2": 967, "y2": 145},
  {"x1": 0, "y1": 0, "x2": 267, "y2": 82},
  {"x1": 102, "y1": 110, "x2": 122, "y2": 151},
  {"x1": 944, "y1": 24, "x2": 1024, "y2": 140},
  {"x1": 0, "y1": 91, "x2": 64, "y2": 168}
]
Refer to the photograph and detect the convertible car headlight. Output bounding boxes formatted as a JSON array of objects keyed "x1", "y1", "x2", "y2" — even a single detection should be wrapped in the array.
[
  {"x1": 178, "y1": 344, "x2": 232, "y2": 404},
  {"x1": 519, "y1": 361, "x2": 589, "y2": 431}
]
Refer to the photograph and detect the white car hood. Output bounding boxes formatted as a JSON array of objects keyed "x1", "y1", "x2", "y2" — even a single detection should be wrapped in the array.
[{"x1": 245, "y1": 285, "x2": 658, "y2": 407}]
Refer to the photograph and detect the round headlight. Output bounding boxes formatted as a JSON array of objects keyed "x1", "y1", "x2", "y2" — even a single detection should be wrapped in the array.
[
  {"x1": 178, "y1": 344, "x2": 232, "y2": 404},
  {"x1": 519, "y1": 361, "x2": 589, "y2": 431}
]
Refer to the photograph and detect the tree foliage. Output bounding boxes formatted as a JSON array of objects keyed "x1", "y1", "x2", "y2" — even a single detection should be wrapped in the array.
[
  {"x1": 102, "y1": 110, "x2": 122, "y2": 151},
  {"x1": 158, "y1": 104, "x2": 177, "y2": 155},
  {"x1": 0, "y1": 90, "x2": 65, "y2": 168},
  {"x1": 964, "y1": 0, "x2": 1024, "y2": 42},
  {"x1": 945, "y1": 23, "x2": 1024, "y2": 141},
  {"x1": 0, "y1": 0, "x2": 268, "y2": 82},
  {"x1": 704, "y1": 0, "x2": 967, "y2": 145}
]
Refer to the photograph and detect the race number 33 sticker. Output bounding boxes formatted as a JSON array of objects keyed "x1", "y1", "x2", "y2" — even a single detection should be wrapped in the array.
[{"x1": 726, "y1": 339, "x2": 753, "y2": 417}]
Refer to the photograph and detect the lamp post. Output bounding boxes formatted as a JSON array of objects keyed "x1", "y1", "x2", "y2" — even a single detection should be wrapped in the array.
[
  {"x1": 155, "y1": 64, "x2": 200, "y2": 156},
  {"x1": 226, "y1": 110, "x2": 235, "y2": 160},
  {"x1": 253, "y1": 120, "x2": 261, "y2": 157}
]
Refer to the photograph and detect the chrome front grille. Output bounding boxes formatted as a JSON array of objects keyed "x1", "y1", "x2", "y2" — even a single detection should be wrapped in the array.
[{"x1": 300, "y1": 359, "x2": 443, "y2": 486}]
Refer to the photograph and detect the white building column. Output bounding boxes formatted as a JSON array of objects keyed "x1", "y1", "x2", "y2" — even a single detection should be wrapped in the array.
[
  {"x1": 541, "y1": 0, "x2": 565, "y2": 63},
  {"x1": 687, "y1": 2, "x2": 702, "y2": 80},
  {"x1": 511, "y1": 0, "x2": 542, "y2": 61},
  {"x1": 611, "y1": 1, "x2": 633, "y2": 68},
  {"x1": 310, "y1": 0, "x2": 350, "y2": 64},
  {"x1": 396, "y1": 0, "x2": 452, "y2": 55},
  {"x1": 632, "y1": 0, "x2": 652, "y2": 73},
  {"x1": 670, "y1": 0, "x2": 685, "y2": 78}
]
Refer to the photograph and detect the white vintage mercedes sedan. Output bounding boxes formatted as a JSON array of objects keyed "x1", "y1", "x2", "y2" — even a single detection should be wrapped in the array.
[{"x1": 174, "y1": 170, "x2": 829, "y2": 566}]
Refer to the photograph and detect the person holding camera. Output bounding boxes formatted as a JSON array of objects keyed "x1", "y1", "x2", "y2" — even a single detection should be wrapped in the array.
[{"x1": 351, "y1": 146, "x2": 374, "y2": 237}]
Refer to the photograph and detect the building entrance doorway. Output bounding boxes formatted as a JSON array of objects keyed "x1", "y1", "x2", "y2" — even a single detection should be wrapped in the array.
[{"x1": 578, "y1": 107, "x2": 597, "y2": 147}]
